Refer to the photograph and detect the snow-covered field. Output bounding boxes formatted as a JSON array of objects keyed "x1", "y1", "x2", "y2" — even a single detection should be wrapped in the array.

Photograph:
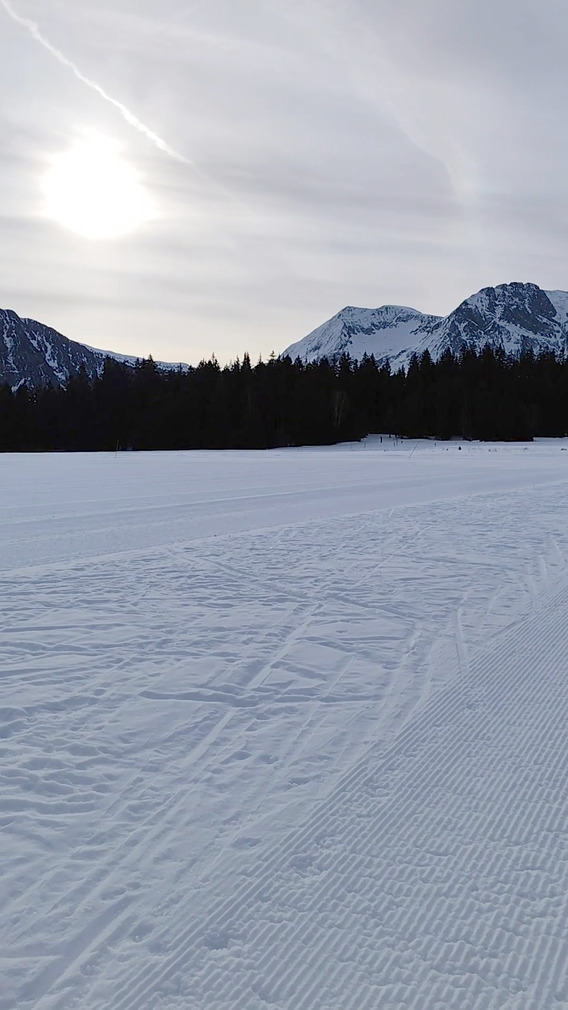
[{"x1": 2, "y1": 437, "x2": 568, "y2": 1009}]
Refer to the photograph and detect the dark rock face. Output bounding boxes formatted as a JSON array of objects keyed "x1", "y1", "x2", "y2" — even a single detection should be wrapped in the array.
[
  {"x1": 0, "y1": 309, "x2": 108, "y2": 388},
  {"x1": 442, "y1": 284, "x2": 557, "y2": 344}
]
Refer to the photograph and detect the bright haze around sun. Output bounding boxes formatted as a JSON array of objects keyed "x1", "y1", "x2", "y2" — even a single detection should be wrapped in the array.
[
  {"x1": 43, "y1": 134, "x2": 153, "y2": 240},
  {"x1": 0, "y1": 0, "x2": 568, "y2": 365}
]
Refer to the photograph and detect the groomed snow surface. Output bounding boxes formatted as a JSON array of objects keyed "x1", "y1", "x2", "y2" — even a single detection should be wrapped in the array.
[{"x1": 2, "y1": 436, "x2": 568, "y2": 1010}]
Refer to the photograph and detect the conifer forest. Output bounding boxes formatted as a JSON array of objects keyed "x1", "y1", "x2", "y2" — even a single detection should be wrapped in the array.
[{"x1": 2, "y1": 345, "x2": 568, "y2": 451}]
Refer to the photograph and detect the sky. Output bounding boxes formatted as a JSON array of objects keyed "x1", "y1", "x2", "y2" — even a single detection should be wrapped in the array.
[{"x1": 1, "y1": 0, "x2": 567, "y2": 365}]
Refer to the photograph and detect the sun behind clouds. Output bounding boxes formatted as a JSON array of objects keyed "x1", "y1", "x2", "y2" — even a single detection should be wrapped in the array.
[{"x1": 43, "y1": 135, "x2": 154, "y2": 240}]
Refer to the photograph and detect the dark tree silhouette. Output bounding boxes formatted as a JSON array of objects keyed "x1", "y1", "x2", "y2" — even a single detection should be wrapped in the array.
[{"x1": 2, "y1": 344, "x2": 568, "y2": 451}]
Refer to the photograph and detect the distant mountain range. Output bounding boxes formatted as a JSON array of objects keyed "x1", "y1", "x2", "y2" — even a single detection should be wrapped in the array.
[
  {"x1": 283, "y1": 283, "x2": 568, "y2": 368},
  {"x1": 4, "y1": 281, "x2": 568, "y2": 390},
  {"x1": 0, "y1": 308, "x2": 185, "y2": 389}
]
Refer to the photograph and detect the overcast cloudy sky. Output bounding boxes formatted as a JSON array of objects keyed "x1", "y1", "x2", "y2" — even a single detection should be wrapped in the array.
[{"x1": 0, "y1": 0, "x2": 567, "y2": 364}]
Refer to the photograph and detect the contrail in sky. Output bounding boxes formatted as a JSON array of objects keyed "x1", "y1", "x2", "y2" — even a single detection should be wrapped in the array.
[{"x1": 0, "y1": 0, "x2": 191, "y2": 164}]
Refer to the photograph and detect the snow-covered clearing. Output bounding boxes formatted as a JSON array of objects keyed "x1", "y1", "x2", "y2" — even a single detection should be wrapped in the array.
[{"x1": 2, "y1": 437, "x2": 568, "y2": 1009}]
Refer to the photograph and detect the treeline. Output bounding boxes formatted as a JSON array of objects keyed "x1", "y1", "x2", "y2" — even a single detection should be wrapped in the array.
[{"x1": 1, "y1": 345, "x2": 568, "y2": 451}]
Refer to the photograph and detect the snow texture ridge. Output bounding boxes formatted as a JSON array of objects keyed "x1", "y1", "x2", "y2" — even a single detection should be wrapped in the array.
[
  {"x1": 3, "y1": 441, "x2": 568, "y2": 1008},
  {"x1": 283, "y1": 281, "x2": 568, "y2": 367}
]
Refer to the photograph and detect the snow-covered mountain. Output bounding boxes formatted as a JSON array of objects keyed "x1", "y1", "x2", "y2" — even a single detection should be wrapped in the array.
[
  {"x1": 283, "y1": 283, "x2": 568, "y2": 367},
  {"x1": 0, "y1": 308, "x2": 186, "y2": 389}
]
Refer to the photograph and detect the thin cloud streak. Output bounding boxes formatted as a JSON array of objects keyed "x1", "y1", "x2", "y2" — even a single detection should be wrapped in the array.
[
  {"x1": 1, "y1": 0, "x2": 568, "y2": 364},
  {"x1": 0, "y1": 0, "x2": 191, "y2": 164}
]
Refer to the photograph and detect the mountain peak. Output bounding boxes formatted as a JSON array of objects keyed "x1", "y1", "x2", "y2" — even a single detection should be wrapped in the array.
[
  {"x1": 284, "y1": 303, "x2": 440, "y2": 364},
  {"x1": 283, "y1": 282, "x2": 568, "y2": 367},
  {"x1": 0, "y1": 308, "x2": 187, "y2": 389}
]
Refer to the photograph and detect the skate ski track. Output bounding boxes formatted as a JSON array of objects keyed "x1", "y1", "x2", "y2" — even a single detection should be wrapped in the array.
[{"x1": 2, "y1": 439, "x2": 568, "y2": 1009}]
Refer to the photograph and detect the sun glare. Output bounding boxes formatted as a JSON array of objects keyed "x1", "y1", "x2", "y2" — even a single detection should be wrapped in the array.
[{"x1": 43, "y1": 135, "x2": 153, "y2": 240}]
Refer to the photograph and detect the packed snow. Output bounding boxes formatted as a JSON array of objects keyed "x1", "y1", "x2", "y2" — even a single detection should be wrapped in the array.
[{"x1": 2, "y1": 437, "x2": 568, "y2": 1009}]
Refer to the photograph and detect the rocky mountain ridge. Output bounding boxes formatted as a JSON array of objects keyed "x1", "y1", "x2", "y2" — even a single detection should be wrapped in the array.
[
  {"x1": 4, "y1": 282, "x2": 568, "y2": 390},
  {"x1": 0, "y1": 308, "x2": 185, "y2": 389},
  {"x1": 283, "y1": 283, "x2": 568, "y2": 367}
]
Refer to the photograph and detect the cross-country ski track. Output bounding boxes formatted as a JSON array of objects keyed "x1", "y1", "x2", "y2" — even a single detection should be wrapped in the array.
[{"x1": 2, "y1": 438, "x2": 568, "y2": 1009}]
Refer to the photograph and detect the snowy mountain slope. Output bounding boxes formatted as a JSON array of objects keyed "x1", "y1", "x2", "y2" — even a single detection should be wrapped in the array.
[
  {"x1": 283, "y1": 304, "x2": 441, "y2": 364},
  {"x1": 0, "y1": 308, "x2": 187, "y2": 388},
  {"x1": 283, "y1": 282, "x2": 568, "y2": 367}
]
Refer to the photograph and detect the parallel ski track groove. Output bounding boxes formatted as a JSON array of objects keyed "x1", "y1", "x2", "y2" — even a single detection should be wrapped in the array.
[
  {"x1": 101, "y1": 570, "x2": 568, "y2": 1010},
  {"x1": 253, "y1": 596, "x2": 568, "y2": 1010}
]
